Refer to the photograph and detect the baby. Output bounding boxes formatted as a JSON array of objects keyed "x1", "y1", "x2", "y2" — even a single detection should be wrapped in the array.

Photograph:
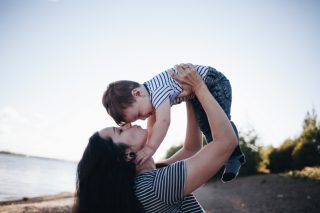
[{"x1": 102, "y1": 63, "x2": 245, "y2": 182}]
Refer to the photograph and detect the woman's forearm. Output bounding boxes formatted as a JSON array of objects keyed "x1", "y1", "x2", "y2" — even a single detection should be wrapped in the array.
[
  {"x1": 158, "y1": 102, "x2": 202, "y2": 165},
  {"x1": 184, "y1": 101, "x2": 202, "y2": 152},
  {"x1": 170, "y1": 64, "x2": 237, "y2": 194},
  {"x1": 184, "y1": 81, "x2": 237, "y2": 194}
]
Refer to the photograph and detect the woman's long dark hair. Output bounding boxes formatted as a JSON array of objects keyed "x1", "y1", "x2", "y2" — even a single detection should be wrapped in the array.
[{"x1": 72, "y1": 132, "x2": 142, "y2": 213}]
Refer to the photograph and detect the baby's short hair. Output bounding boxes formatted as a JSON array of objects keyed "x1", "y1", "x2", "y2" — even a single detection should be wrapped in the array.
[{"x1": 102, "y1": 80, "x2": 140, "y2": 125}]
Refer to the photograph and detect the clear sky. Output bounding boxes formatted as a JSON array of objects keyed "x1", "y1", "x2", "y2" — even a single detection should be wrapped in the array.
[{"x1": 1, "y1": 0, "x2": 319, "y2": 161}]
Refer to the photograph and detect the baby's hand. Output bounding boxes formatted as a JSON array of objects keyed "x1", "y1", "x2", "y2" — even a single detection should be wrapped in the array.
[{"x1": 136, "y1": 145, "x2": 155, "y2": 165}]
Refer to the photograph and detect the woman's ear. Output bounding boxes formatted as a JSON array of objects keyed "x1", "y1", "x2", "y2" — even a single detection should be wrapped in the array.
[{"x1": 125, "y1": 151, "x2": 136, "y2": 162}]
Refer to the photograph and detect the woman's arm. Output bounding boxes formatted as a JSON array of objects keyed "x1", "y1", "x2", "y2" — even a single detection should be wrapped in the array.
[
  {"x1": 159, "y1": 101, "x2": 202, "y2": 165},
  {"x1": 171, "y1": 64, "x2": 238, "y2": 195}
]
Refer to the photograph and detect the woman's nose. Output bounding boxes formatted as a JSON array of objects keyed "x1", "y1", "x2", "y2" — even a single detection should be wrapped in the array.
[{"x1": 122, "y1": 123, "x2": 132, "y2": 129}]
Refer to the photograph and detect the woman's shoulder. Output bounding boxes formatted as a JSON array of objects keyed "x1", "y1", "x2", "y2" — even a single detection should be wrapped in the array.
[
  {"x1": 136, "y1": 160, "x2": 186, "y2": 179},
  {"x1": 135, "y1": 160, "x2": 186, "y2": 188}
]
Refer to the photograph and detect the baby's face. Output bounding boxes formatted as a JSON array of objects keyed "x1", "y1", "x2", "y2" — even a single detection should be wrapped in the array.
[{"x1": 123, "y1": 96, "x2": 154, "y2": 123}]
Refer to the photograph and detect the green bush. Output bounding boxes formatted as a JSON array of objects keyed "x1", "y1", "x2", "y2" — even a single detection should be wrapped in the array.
[
  {"x1": 164, "y1": 130, "x2": 262, "y2": 177},
  {"x1": 284, "y1": 167, "x2": 320, "y2": 180},
  {"x1": 268, "y1": 139, "x2": 295, "y2": 173},
  {"x1": 268, "y1": 109, "x2": 320, "y2": 173},
  {"x1": 165, "y1": 144, "x2": 183, "y2": 159},
  {"x1": 292, "y1": 110, "x2": 320, "y2": 169},
  {"x1": 258, "y1": 146, "x2": 273, "y2": 173},
  {"x1": 238, "y1": 130, "x2": 261, "y2": 176},
  {"x1": 163, "y1": 109, "x2": 320, "y2": 176},
  {"x1": 164, "y1": 136, "x2": 207, "y2": 159}
]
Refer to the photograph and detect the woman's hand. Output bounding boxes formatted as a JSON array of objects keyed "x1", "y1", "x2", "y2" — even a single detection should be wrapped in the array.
[
  {"x1": 170, "y1": 63, "x2": 205, "y2": 94},
  {"x1": 173, "y1": 64, "x2": 193, "y2": 98}
]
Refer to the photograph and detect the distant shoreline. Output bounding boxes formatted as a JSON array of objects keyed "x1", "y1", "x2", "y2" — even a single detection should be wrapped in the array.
[
  {"x1": 0, "y1": 151, "x2": 77, "y2": 163},
  {"x1": 0, "y1": 192, "x2": 74, "y2": 206}
]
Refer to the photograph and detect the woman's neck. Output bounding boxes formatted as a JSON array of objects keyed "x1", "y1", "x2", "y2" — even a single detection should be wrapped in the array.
[{"x1": 136, "y1": 157, "x2": 156, "y2": 174}]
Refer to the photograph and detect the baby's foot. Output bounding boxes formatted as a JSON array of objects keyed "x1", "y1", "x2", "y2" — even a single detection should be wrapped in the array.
[{"x1": 221, "y1": 154, "x2": 246, "y2": 183}]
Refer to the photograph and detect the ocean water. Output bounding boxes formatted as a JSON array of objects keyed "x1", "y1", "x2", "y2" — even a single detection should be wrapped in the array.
[{"x1": 0, "y1": 153, "x2": 77, "y2": 201}]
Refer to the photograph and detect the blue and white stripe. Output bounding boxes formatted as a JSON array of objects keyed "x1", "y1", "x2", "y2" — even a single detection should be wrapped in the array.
[
  {"x1": 143, "y1": 65, "x2": 209, "y2": 109},
  {"x1": 134, "y1": 161, "x2": 204, "y2": 212}
]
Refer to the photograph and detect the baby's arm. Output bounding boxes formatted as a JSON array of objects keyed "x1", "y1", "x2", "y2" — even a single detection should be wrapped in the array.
[
  {"x1": 136, "y1": 98, "x2": 171, "y2": 165},
  {"x1": 146, "y1": 112, "x2": 156, "y2": 141}
]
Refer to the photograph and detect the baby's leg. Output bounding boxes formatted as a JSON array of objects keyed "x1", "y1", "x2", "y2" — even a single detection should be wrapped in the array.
[
  {"x1": 192, "y1": 67, "x2": 245, "y2": 182},
  {"x1": 191, "y1": 67, "x2": 232, "y2": 143}
]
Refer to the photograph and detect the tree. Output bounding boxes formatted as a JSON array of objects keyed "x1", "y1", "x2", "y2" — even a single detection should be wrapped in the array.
[
  {"x1": 292, "y1": 109, "x2": 320, "y2": 169},
  {"x1": 268, "y1": 108, "x2": 320, "y2": 173},
  {"x1": 238, "y1": 130, "x2": 261, "y2": 176},
  {"x1": 164, "y1": 137, "x2": 207, "y2": 159},
  {"x1": 164, "y1": 130, "x2": 262, "y2": 177},
  {"x1": 165, "y1": 144, "x2": 183, "y2": 159},
  {"x1": 258, "y1": 145, "x2": 273, "y2": 173},
  {"x1": 268, "y1": 139, "x2": 296, "y2": 173}
]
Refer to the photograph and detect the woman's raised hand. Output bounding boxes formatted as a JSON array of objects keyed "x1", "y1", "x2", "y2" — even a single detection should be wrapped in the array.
[{"x1": 170, "y1": 63, "x2": 205, "y2": 94}]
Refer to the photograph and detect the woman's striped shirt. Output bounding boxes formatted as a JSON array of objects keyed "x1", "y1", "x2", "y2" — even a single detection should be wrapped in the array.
[{"x1": 134, "y1": 160, "x2": 204, "y2": 212}]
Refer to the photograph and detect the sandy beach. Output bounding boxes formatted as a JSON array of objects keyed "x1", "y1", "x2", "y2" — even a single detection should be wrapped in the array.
[
  {"x1": 0, "y1": 192, "x2": 74, "y2": 213},
  {"x1": 1, "y1": 174, "x2": 319, "y2": 213}
]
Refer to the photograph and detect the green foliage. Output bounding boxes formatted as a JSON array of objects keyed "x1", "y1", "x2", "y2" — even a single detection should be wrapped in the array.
[
  {"x1": 164, "y1": 136, "x2": 207, "y2": 159},
  {"x1": 164, "y1": 109, "x2": 320, "y2": 176},
  {"x1": 268, "y1": 139, "x2": 295, "y2": 172},
  {"x1": 238, "y1": 130, "x2": 261, "y2": 176},
  {"x1": 164, "y1": 130, "x2": 262, "y2": 177},
  {"x1": 292, "y1": 109, "x2": 320, "y2": 168},
  {"x1": 283, "y1": 166, "x2": 320, "y2": 180},
  {"x1": 258, "y1": 146, "x2": 273, "y2": 173},
  {"x1": 165, "y1": 144, "x2": 183, "y2": 159},
  {"x1": 268, "y1": 109, "x2": 320, "y2": 173}
]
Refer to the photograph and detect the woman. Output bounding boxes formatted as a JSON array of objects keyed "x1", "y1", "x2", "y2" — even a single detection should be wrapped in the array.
[{"x1": 73, "y1": 64, "x2": 238, "y2": 212}]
